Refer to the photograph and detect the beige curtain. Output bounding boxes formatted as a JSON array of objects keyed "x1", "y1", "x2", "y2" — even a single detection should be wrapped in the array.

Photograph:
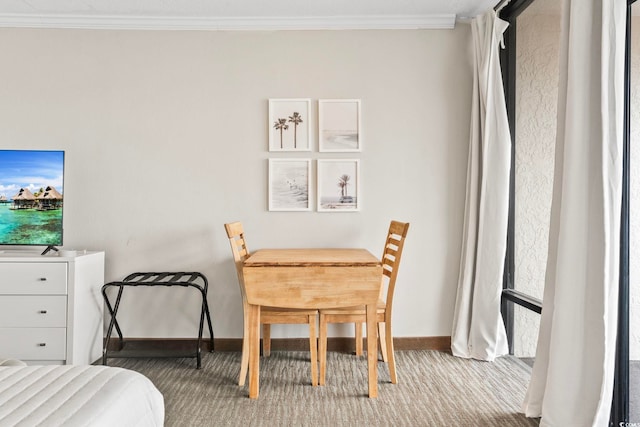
[
  {"x1": 522, "y1": 0, "x2": 626, "y2": 424},
  {"x1": 451, "y1": 9, "x2": 511, "y2": 362}
]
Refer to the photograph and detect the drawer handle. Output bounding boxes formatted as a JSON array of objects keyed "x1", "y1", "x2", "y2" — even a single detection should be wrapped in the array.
[
  {"x1": 38, "y1": 278, "x2": 47, "y2": 282},
  {"x1": 38, "y1": 310, "x2": 48, "y2": 314},
  {"x1": 37, "y1": 343, "x2": 47, "y2": 347}
]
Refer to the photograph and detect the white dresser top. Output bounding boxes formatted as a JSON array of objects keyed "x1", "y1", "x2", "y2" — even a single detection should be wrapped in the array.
[{"x1": 0, "y1": 250, "x2": 103, "y2": 262}]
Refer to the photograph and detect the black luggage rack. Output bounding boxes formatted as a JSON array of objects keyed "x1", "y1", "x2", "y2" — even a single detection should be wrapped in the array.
[{"x1": 102, "y1": 272, "x2": 214, "y2": 369}]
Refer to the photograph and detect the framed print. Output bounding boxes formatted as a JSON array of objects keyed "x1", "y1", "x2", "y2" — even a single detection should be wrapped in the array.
[
  {"x1": 319, "y1": 99, "x2": 361, "y2": 152},
  {"x1": 317, "y1": 159, "x2": 360, "y2": 212},
  {"x1": 269, "y1": 159, "x2": 312, "y2": 211},
  {"x1": 268, "y1": 99, "x2": 311, "y2": 151}
]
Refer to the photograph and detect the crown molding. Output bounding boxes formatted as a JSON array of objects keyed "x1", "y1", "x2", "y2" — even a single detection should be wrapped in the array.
[{"x1": 0, "y1": 13, "x2": 456, "y2": 31}]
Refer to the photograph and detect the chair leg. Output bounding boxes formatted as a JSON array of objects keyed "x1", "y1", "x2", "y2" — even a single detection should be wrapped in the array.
[
  {"x1": 378, "y1": 322, "x2": 388, "y2": 362},
  {"x1": 319, "y1": 313, "x2": 327, "y2": 386},
  {"x1": 239, "y1": 309, "x2": 250, "y2": 386},
  {"x1": 385, "y1": 320, "x2": 397, "y2": 384},
  {"x1": 262, "y1": 324, "x2": 271, "y2": 357},
  {"x1": 308, "y1": 314, "x2": 318, "y2": 386},
  {"x1": 355, "y1": 322, "x2": 363, "y2": 356}
]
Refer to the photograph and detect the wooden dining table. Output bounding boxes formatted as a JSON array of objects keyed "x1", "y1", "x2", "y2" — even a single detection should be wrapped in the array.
[{"x1": 242, "y1": 248, "x2": 383, "y2": 399}]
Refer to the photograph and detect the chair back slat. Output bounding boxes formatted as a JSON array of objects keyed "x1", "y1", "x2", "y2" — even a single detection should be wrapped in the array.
[
  {"x1": 380, "y1": 220, "x2": 409, "y2": 312},
  {"x1": 384, "y1": 246, "x2": 398, "y2": 258},
  {"x1": 382, "y1": 257, "x2": 395, "y2": 278},
  {"x1": 387, "y1": 237, "x2": 402, "y2": 248},
  {"x1": 224, "y1": 222, "x2": 251, "y2": 303},
  {"x1": 232, "y1": 237, "x2": 249, "y2": 260},
  {"x1": 225, "y1": 222, "x2": 250, "y2": 260}
]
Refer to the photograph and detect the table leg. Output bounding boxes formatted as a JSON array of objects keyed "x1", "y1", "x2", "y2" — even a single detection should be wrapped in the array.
[
  {"x1": 319, "y1": 312, "x2": 327, "y2": 386},
  {"x1": 248, "y1": 304, "x2": 261, "y2": 399},
  {"x1": 366, "y1": 303, "x2": 378, "y2": 398}
]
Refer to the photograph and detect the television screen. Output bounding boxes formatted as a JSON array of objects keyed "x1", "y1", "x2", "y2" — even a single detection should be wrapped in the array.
[{"x1": 0, "y1": 150, "x2": 64, "y2": 247}]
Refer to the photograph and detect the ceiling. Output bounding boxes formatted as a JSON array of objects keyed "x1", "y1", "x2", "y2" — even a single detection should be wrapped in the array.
[{"x1": 0, "y1": 0, "x2": 502, "y2": 30}]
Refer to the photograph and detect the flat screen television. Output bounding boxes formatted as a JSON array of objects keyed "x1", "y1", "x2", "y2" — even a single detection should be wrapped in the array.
[{"x1": 0, "y1": 150, "x2": 64, "y2": 255}]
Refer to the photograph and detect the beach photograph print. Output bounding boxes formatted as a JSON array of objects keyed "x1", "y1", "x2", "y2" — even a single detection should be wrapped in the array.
[
  {"x1": 317, "y1": 159, "x2": 359, "y2": 212},
  {"x1": 0, "y1": 150, "x2": 64, "y2": 245},
  {"x1": 319, "y1": 99, "x2": 361, "y2": 152},
  {"x1": 268, "y1": 99, "x2": 311, "y2": 152},
  {"x1": 269, "y1": 159, "x2": 311, "y2": 211}
]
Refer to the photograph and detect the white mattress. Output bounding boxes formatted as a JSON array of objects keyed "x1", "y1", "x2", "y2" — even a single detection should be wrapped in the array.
[{"x1": 0, "y1": 365, "x2": 164, "y2": 427}]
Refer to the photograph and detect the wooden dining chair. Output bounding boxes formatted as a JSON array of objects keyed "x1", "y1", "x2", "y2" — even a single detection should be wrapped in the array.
[
  {"x1": 318, "y1": 220, "x2": 409, "y2": 386},
  {"x1": 224, "y1": 222, "x2": 318, "y2": 387}
]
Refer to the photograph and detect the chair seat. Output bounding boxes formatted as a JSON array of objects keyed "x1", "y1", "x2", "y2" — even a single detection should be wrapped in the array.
[
  {"x1": 263, "y1": 307, "x2": 318, "y2": 316},
  {"x1": 261, "y1": 307, "x2": 318, "y2": 324},
  {"x1": 319, "y1": 300, "x2": 385, "y2": 316}
]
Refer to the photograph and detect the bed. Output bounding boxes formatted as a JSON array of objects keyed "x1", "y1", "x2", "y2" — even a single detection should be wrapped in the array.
[{"x1": 0, "y1": 362, "x2": 164, "y2": 426}]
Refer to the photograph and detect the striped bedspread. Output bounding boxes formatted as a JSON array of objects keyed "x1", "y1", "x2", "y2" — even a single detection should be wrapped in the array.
[{"x1": 0, "y1": 365, "x2": 164, "y2": 426}]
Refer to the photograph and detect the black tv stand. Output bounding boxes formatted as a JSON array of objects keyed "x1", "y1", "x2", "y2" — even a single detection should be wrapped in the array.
[{"x1": 41, "y1": 246, "x2": 59, "y2": 256}]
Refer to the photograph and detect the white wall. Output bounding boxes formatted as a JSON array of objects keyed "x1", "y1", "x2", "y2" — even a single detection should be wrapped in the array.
[{"x1": 0, "y1": 27, "x2": 473, "y2": 340}]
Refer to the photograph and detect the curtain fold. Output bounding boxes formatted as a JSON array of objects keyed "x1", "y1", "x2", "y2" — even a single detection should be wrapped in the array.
[
  {"x1": 451, "y1": 10, "x2": 511, "y2": 362},
  {"x1": 522, "y1": 1, "x2": 626, "y2": 425}
]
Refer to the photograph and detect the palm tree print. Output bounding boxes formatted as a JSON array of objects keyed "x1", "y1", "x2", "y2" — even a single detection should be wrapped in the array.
[
  {"x1": 288, "y1": 112, "x2": 303, "y2": 149},
  {"x1": 273, "y1": 118, "x2": 289, "y2": 149},
  {"x1": 337, "y1": 174, "x2": 351, "y2": 197}
]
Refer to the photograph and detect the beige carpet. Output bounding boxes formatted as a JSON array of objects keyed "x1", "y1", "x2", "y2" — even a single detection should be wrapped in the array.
[{"x1": 109, "y1": 350, "x2": 539, "y2": 426}]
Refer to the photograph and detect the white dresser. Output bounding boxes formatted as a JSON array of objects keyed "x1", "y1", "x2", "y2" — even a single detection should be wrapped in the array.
[{"x1": 0, "y1": 251, "x2": 104, "y2": 365}]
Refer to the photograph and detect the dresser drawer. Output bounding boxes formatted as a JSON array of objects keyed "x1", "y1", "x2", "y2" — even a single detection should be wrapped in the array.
[
  {"x1": 0, "y1": 328, "x2": 66, "y2": 360},
  {"x1": 0, "y1": 263, "x2": 67, "y2": 294},
  {"x1": 0, "y1": 296, "x2": 67, "y2": 327}
]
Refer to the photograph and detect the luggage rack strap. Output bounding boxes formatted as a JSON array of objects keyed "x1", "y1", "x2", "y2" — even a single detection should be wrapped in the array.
[{"x1": 122, "y1": 271, "x2": 206, "y2": 285}]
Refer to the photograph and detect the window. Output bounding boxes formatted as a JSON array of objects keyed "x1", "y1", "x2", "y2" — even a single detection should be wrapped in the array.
[{"x1": 499, "y1": 0, "x2": 636, "y2": 423}]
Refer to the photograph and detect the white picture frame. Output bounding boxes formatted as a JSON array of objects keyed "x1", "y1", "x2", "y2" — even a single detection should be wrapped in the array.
[
  {"x1": 317, "y1": 159, "x2": 360, "y2": 212},
  {"x1": 318, "y1": 99, "x2": 361, "y2": 152},
  {"x1": 268, "y1": 99, "x2": 311, "y2": 152},
  {"x1": 268, "y1": 158, "x2": 312, "y2": 211}
]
